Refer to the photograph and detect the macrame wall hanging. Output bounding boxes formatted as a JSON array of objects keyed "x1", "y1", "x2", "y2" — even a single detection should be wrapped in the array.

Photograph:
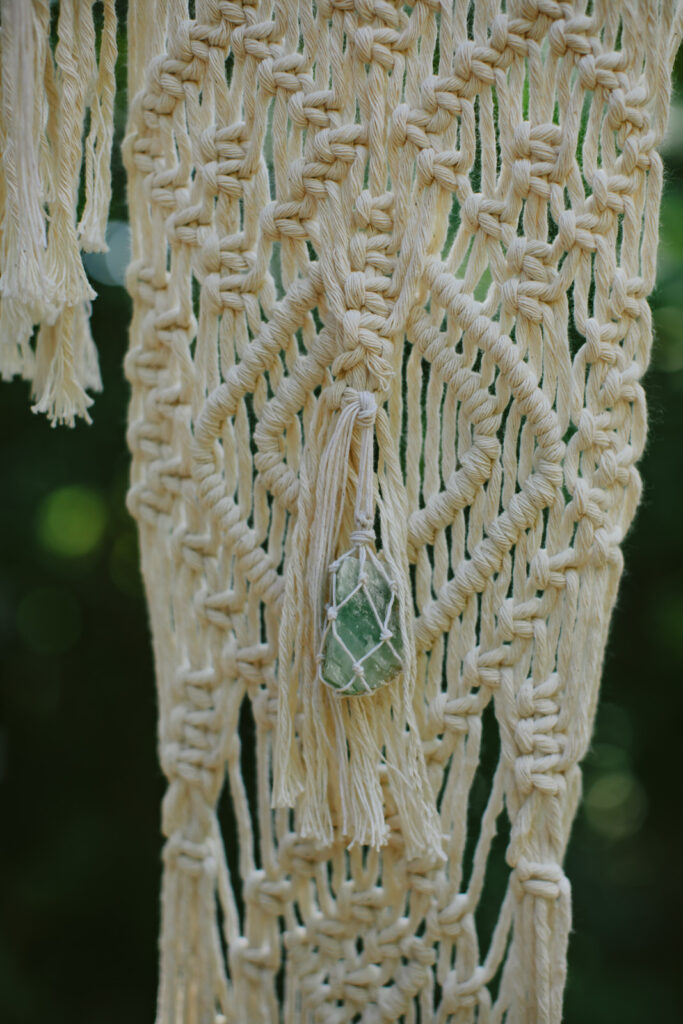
[{"x1": 1, "y1": 1, "x2": 682, "y2": 1021}]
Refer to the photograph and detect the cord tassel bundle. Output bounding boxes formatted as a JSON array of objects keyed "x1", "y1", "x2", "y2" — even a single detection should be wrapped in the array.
[
  {"x1": 0, "y1": 0, "x2": 117, "y2": 424},
  {"x1": 275, "y1": 387, "x2": 444, "y2": 861}
]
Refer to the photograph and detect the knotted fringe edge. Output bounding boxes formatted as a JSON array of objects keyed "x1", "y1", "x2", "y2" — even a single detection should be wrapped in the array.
[{"x1": 156, "y1": 791, "x2": 232, "y2": 1022}]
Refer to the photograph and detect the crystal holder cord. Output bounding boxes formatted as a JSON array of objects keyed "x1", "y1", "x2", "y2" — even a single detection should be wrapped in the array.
[
  {"x1": 319, "y1": 547, "x2": 404, "y2": 697},
  {"x1": 316, "y1": 388, "x2": 404, "y2": 698},
  {"x1": 274, "y1": 385, "x2": 444, "y2": 858}
]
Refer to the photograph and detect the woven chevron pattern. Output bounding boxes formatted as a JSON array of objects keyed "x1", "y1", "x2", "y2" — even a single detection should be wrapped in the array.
[{"x1": 122, "y1": 1, "x2": 681, "y2": 1020}]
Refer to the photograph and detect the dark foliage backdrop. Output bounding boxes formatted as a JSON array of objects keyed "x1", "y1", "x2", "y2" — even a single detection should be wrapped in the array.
[{"x1": 1, "y1": 35, "x2": 682, "y2": 1024}]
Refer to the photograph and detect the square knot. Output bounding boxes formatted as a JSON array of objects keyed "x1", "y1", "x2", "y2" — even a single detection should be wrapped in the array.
[
  {"x1": 333, "y1": 313, "x2": 394, "y2": 388},
  {"x1": 163, "y1": 834, "x2": 217, "y2": 878},
  {"x1": 353, "y1": 190, "x2": 394, "y2": 232},
  {"x1": 514, "y1": 859, "x2": 568, "y2": 901},
  {"x1": 437, "y1": 892, "x2": 471, "y2": 938},
  {"x1": 340, "y1": 387, "x2": 378, "y2": 426},
  {"x1": 350, "y1": 526, "x2": 374, "y2": 546},
  {"x1": 343, "y1": 271, "x2": 367, "y2": 309}
]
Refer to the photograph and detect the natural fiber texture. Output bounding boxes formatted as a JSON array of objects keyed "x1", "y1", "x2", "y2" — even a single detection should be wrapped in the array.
[
  {"x1": 117, "y1": 0, "x2": 679, "y2": 1020},
  {"x1": 0, "y1": 0, "x2": 117, "y2": 425},
  {"x1": 274, "y1": 378, "x2": 444, "y2": 858}
]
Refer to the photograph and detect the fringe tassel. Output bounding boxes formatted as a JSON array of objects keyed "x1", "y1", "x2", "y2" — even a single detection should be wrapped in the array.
[
  {"x1": 78, "y1": 0, "x2": 117, "y2": 253},
  {"x1": 0, "y1": 0, "x2": 117, "y2": 423},
  {"x1": 0, "y1": 297, "x2": 36, "y2": 381},
  {"x1": 47, "y1": 0, "x2": 97, "y2": 308},
  {"x1": 156, "y1": 789, "x2": 232, "y2": 1023},
  {"x1": 31, "y1": 303, "x2": 102, "y2": 426},
  {"x1": 275, "y1": 387, "x2": 444, "y2": 862},
  {"x1": 0, "y1": 0, "x2": 50, "y2": 320}
]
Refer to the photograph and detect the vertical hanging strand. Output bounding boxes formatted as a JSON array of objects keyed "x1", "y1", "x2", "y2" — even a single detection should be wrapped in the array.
[
  {"x1": 32, "y1": 0, "x2": 96, "y2": 425},
  {"x1": 78, "y1": 0, "x2": 118, "y2": 253},
  {"x1": 0, "y1": 0, "x2": 50, "y2": 370},
  {"x1": 43, "y1": 0, "x2": 95, "y2": 310}
]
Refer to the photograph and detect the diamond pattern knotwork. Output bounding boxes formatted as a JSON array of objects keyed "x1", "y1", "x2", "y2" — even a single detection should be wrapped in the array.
[{"x1": 121, "y1": 1, "x2": 681, "y2": 1020}]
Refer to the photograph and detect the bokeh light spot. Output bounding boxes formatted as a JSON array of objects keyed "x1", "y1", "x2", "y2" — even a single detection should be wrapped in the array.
[
  {"x1": 36, "y1": 485, "x2": 107, "y2": 559},
  {"x1": 82, "y1": 219, "x2": 131, "y2": 288},
  {"x1": 16, "y1": 587, "x2": 82, "y2": 656},
  {"x1": 105, "y1": 221, "x2": 132, "y2": 287},
  {"x1": 109, "y1": 531, "x2": 143, "y2": 597},
  {"x1": 589, "y1": 742, "x2": 630, "y2": 773},
  {"x1": 651, "y1": 590, "x2": 683, "y2": 659},
  {"x1": 584, "y1": 770, "x2": 647, "y2": 841}
]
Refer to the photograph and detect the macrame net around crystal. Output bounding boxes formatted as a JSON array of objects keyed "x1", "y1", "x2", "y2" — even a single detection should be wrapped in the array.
[{"x1": 2, "y1": 0, "x2": 681, "y2": 1021}]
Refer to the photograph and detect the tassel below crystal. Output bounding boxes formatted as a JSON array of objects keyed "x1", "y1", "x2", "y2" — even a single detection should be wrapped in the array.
[{"x1": 275, "y1": 387, "x2": 444, "y2": 861}]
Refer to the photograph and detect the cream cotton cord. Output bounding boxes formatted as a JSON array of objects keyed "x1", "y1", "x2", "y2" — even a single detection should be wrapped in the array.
[
  {"x1": 2, "y1": 2, "x2": 682, "y2": 1022},
  {"x1": 0, "y1": 0, "x2": 117, "y2": 424}
]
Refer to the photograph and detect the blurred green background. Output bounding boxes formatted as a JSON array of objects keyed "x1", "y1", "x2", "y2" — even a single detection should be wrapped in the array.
[{"x1": 1, "y1": 36, "x2": 683, "y2": 1024}]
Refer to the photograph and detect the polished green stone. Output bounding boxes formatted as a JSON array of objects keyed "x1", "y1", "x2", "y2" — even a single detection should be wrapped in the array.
[{"x1": 320, "y1": 553, "x2": 403, "y2": 697}]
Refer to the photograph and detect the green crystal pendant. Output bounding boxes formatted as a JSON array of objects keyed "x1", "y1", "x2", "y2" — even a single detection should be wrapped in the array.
[{"x1": 319, "y1": 550, "x2": 404, "y2": 697}]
